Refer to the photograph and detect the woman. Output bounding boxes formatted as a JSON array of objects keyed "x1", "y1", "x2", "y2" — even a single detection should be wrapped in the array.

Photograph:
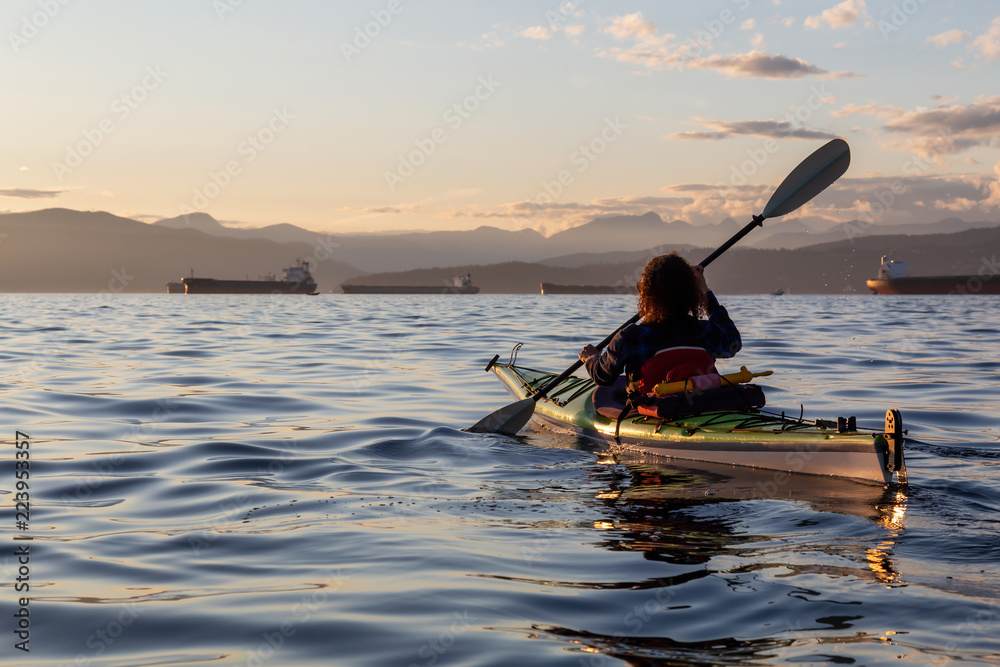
[{"x1": 578, "y1": 253, "x2": 741, "y2": 394}]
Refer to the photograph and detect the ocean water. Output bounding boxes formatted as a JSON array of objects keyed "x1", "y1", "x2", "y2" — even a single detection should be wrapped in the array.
[{"x1": 1, "y1": 293, "x2": 999, "y2": 666}]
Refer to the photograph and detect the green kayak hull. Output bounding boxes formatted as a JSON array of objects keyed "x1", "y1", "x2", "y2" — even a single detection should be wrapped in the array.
[{"x1": 490, "y1": 362, "x2": 906, "y2": 486}]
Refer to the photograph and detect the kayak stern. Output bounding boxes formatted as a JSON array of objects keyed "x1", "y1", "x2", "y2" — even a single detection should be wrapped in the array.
[{"x1": 488, "y1": 361, "x2": 906, "y2": 486}]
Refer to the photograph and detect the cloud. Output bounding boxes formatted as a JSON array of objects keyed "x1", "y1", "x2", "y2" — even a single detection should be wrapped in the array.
[
  {"x1": 520, "y1": 22, "x2": 586, "y2": 42},
  {"x1": 437, "y1": 168, "x2": 1000, "y2": 233},
  {"x1": 597, "y1": 13, "x2": 857, "y2": 79},
  {"x1": 444, "y1": 196, "x2": 695, "y2": 232},
  {"x1": 831, "y1": 102, "x2": 903, "y2": 119},
  {"x1": 805, "y1": 0, "x2": 870, "y2": 29},
  {"x1": 685, "y1": 173, "x2": 1000, "y2": 227},
  {"x1": 986, "y1": 158, "x2": 1000, "y2": 208},
  {"x1": 880, "y1": 96, "x2": 1000, "y2": 155},
  {"x1": 519, "y1": 26, "x2": 552, "y2": 41},
  {"x1": 604, "y1": 12, "x2": 659, "y2": 41},
  {"x1": 740, "y1": 19, "x2": 756, "y2": 30},
  {"x1": 129, "y1": 213, "x2": 164, "y2": 223},
  {"x1": 971, "y1": 16, "x2": 1000, "y2": 61},
  {"x1": 668, "y1": 119, "x2": 838, "y2": 141},
  {"x1": 0, "y1": 187, "x2": 67, "y2": 199},
  {"x1": 343, "y1": 205, "x2": 424, "y2": 215},
  {"x1": 690, "y1": 50, "x2": 860, "y2": 79},
  {"x1": 461, "y1": 32, "x2": 504, "y2": 50},
  {"x1": 830, "y1": 97, "x2": 1000, "y2": 156},
  {"x1": 927, "y1": 29, "x2": 969, "y2": 49}
]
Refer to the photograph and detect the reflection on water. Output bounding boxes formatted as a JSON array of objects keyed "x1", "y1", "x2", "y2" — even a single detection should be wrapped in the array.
[
  {"x1": 506, "y1": 443, "x2": 914, "y2": 665},
  {"x1": 3, "y1": 294, "x2": 1000, "y2": 666},
  {"x1": 531, "y1": 625, "x2": 793, "y2": 666}
]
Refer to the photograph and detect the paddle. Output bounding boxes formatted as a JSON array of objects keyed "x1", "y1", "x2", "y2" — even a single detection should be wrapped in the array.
[{"x1": 469, "y1": 138, "x2": 851, "y2": 435}]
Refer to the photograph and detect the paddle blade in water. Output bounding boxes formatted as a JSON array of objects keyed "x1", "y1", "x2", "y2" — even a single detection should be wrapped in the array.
[
  {"x1": 762, "y1": 138, "x2": 850, "y2": 219},
  {"x1": 467, "y1": 397, "x2": 535, "y2": 435}
]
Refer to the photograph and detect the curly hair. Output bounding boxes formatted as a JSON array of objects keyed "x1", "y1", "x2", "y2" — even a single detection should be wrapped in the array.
[{"x1": 637, "y1": 253, "x2": 707, "y2": 325}]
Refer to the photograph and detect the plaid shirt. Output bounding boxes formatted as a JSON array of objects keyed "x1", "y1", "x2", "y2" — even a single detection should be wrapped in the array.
[{"x1": 584, "y1": 291, "x2": 742, "y2": 386}]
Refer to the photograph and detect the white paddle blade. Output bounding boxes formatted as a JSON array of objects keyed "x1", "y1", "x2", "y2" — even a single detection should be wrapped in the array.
[
  {"x1": 763, "y1": 138, "x2": 850, "y2": 219},
  {"x1": 467, "y1": 397, "x2": 536, "y2": 435}
]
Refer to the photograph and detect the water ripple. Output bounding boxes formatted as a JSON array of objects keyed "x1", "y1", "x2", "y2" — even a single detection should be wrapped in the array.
[{"x1": 1, "y1": 293, "x2": 998, "y2": 666}]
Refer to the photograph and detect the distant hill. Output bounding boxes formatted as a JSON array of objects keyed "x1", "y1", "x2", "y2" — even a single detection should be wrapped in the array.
[
  {"x1": 2, "y1": 208, "x2": 997, "y2": 292},
  {"x1": 148, "y1": 210, "x2": 1000, "y2": 274},
  {"x1": 339, "y1": 226, "x2": 1000, "y2": 294},
  {"x1": 744, "y1": 216, "x2": 995, "y2": 250},
  {"x1": 155, "y1": 212, "x2": 325, "y2": 245},
  {"x1": 539, "y1": 246, "x2": 698, "y2": 269},
  {"x1": 0, "y1": 209, "x2": 359, "y2": 292}
]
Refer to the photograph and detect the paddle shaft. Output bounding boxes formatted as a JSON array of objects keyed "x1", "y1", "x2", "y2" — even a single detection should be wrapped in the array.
[
  {"x1": 699, "y1": 215, "x2": 764, "y2": 269},
  {"x1": 472, "y1": 139, "x2": 850, "y2": 434},
  {"x1": 530, "y1": 213, "x2": 767, "y2": 401}
]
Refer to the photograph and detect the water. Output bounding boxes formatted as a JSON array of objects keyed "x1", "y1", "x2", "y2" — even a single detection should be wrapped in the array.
[{"x1": 2, "y1": 293, "x2": 999, "y2": 666}]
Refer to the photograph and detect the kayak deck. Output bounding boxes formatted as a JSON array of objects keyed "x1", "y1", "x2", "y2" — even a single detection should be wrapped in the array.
[{"x1": 490, "y1": 362, "x2": 906, "y2": 486}]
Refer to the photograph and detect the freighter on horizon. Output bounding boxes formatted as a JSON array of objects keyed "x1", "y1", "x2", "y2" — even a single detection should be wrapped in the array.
[
  {"x1": 182, "y1": 260, "x2": 318, "y2": 295},
  {"x1": 539, "y1": 282, "x2": 636, "y2": 295},
  {"x1": 340, "y1": 274, "x2": 479, "y2": 295},
  {"x1": 866, "y1": 256, "x2": 1000, "y2": 295}
]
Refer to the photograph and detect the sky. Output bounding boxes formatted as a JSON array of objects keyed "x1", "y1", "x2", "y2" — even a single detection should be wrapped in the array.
[{"x1": 2, "y1": 0, "x2": 1000, "y2": 235}]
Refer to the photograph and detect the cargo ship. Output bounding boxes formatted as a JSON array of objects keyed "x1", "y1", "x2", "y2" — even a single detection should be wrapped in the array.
[
  {"x1": 340, "y1": 274, "x2": 479, "y2": 295},
  {"x1": 866, "y1": 256, "x2": 1000, "y2": 295},
  {"x1": 183, "y1": 260, "x2": 318, "y2": 295},
  {"x1": 540, "y1": 283, "x2": 636, "y2": 295}
]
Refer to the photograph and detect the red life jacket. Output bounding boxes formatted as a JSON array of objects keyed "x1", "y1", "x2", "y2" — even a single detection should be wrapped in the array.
[{"x1": 633, "y1": 346, "x2": 717, "y2": 394}]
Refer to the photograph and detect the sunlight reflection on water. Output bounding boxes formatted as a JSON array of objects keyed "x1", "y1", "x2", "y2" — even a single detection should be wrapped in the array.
[{"x1": 1, "y1": 293, "x2": 999, "y2": 666}]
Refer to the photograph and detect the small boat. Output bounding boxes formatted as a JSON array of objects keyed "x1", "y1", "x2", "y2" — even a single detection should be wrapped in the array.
[
  {"x1": 341, "y1": 274, "x2": 479, "y2": 294},
  {"x1": 485, "y1": 359, "x2": 906, "y2": 485},
  {"x1": 866, "y1": 255, "x2": 1000, "y2": 295},
  {"x1": 183, "y1": 260, "x2": 318, "y2": 295},
  {"x1": 540, "y1": 283, "x2": 637, "y2": 295}
]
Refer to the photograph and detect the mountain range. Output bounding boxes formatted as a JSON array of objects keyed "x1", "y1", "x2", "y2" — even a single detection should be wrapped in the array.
[
  {"x1": 347, "y1": 226, "x2": 1000, "y2": 294},
  {"x1": 0, "y1": 208, "x2": 996, "y2": 293},
  {"x1": 153, "y1": 210, "x2": 995, "y2": 274},
  {"x1": 0, "y1": 209, "x2": 359, "y2": 292}
]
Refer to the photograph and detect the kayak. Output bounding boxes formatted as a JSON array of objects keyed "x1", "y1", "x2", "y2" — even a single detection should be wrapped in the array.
[{"x1": 486, "y1": 360, "x2": 907, "y2": 486}]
